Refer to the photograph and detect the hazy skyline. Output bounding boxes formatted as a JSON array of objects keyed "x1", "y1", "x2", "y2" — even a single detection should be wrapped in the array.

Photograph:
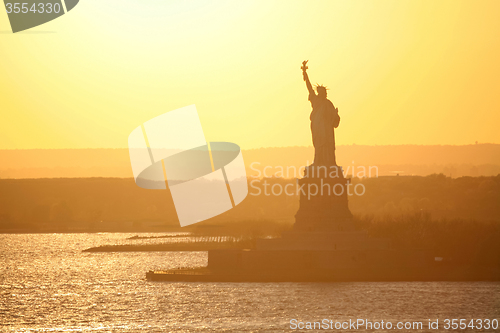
[
  {"x1": 1, "y1": 0, "x2": 500, "y2": 150},
  {"x1": 1, "y1": 144, "x2": 500, "y2": 179}
]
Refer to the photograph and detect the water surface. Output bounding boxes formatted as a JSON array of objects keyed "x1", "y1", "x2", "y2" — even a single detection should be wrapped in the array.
[{"x1": 1, "y1": 233, "x2": 499, "y2": 332}]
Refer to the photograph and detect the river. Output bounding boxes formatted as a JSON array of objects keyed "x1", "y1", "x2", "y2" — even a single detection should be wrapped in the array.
[{"x1": 1, "y1": 233, "x2": 499, "y2": 332}]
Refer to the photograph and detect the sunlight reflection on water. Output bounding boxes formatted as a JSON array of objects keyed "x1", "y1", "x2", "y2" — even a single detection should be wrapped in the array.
[{"x1": 1, "y1": 233, "x2": 499, "y2": 332}]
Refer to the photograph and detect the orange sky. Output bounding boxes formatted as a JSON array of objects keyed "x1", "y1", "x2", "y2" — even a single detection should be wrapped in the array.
[{"x1": 1, "y1": 0, "x2": 499, "y2": 150}]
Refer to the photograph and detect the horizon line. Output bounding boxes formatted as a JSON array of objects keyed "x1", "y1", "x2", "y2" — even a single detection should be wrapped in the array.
[{"x1": 0, "y1": 143, "x2": 499, "y2": 151}]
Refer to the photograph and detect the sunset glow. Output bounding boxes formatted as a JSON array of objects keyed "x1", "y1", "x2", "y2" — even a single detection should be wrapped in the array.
[{"x1": 1, "y1": 0, "x2": 499, "y2": 149}]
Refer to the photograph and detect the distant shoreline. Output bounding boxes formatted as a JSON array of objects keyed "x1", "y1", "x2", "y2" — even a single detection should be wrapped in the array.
[{"x1": 1, "y1": 144, "x2": 500, "y2": 179}]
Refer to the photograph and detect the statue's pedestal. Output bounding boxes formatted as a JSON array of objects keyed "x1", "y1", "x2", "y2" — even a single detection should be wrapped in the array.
[
  {"x1": 294, "y1": 165, "x2": 354, "y2": 232},
  {"x1": 256, "y1": 165, "x2": 379, "y2": 251}
]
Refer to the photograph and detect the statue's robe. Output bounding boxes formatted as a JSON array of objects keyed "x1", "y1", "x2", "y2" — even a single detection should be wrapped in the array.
[{"x1": 309, "y1": 92, "x2": 340, "y2": 166}]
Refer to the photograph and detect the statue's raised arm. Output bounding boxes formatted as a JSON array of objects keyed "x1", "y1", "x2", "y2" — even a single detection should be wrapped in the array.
[{"x1": 301, "y1": 60, "x2": 315, "y2": 97}]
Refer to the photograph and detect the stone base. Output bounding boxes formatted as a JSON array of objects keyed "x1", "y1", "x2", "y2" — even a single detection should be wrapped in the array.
[
  {"x1": 294, "y1": 165, "x2": 354, "y2": 232},
  {"x1": 207, "y1": 248, "x2": 434, "y2": 274}
]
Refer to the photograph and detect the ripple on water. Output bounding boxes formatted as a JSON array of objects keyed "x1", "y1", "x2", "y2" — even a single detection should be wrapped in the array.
[{"x1": 0, "y1": 233, "x2": 499, "y2": 332}]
